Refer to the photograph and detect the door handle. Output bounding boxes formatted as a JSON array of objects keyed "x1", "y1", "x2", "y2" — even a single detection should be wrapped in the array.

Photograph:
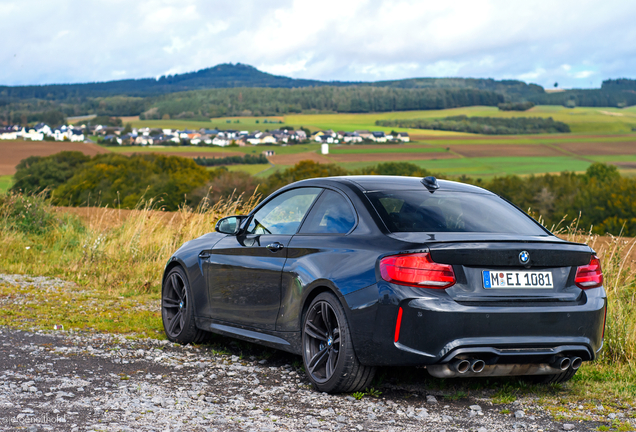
[
  {"x1": 198, "y1": 251, "x2": 211, "y2": 259},
  {"x1": 266, "y1": 242, "x2": 284, "y2": 252}
]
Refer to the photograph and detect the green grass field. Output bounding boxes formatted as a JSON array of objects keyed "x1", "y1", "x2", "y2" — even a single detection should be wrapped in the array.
[
  {"x1": 336, "y1": 156, "x2": 593, "y2": 178},
  {"x1": 0, "y1": 175, "x2": 13, "y2": 193}
]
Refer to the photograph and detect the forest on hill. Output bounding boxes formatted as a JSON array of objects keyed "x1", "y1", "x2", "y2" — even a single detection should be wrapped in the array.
[
  {"x1": 8, "y1": 152, "x2": 636, "y2": 236},
  {"x1": 2, "y1": 63, "x2": 636, "y2": 125}
]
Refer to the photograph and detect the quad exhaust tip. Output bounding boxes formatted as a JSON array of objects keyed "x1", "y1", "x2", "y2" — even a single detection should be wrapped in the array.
[
  {"x1": 571, "y1": 356, "x2": 582, "y2": 370},
  {"x1": 551, "y1": 357, "x2": 571, "y2": 371},
  {"x1": 470, "y1": 359, "x2": 486, "y2": 373},
  {"x1": 451, "y1": 359, "x2": 471, "y2": 374}
]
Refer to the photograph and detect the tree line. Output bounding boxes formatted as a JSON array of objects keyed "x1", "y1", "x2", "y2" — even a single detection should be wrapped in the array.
[
  {"x1": 193, "y1": 154, "x2": 269, "y2": 167},
  {"x1": 8, "y1": 152, "x2": 636, "y2": 236},
  {"x1": 376, "y1": 115, "x2": 571, "y2": 134}
]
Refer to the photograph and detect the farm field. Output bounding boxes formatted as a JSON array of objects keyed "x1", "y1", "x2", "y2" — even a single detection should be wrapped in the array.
[
  {"x1": 0, "y1": 141, "x2": 109, "y2": 176},
  {"x1": 6, "y1": 106, "x2": 636, "y2": 179}
]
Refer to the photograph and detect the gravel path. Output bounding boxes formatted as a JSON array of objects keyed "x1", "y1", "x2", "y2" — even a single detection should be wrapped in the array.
[{"x1": 0, "y1": 275, "x2": 620, "y2": 432}]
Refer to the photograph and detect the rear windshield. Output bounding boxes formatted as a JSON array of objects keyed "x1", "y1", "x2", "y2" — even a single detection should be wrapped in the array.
[{"x1": 367, "y1": 190, "x2": 547, "y2": 235}]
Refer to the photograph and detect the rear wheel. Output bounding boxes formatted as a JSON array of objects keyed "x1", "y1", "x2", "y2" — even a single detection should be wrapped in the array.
[
  {"x1": 302, "y1": 292, "x2": 375, "y2": 393},
  {"x1": 161, "y1": 266, "x2": 208, "y2": 344}
]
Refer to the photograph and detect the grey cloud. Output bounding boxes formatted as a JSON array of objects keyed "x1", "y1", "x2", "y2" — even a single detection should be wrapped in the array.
[{"x1": 1, "y1": 0, "x2": 635, "y2": 88}]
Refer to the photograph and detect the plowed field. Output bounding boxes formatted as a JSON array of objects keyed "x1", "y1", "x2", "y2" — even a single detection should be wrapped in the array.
[
  {"x1": 555, "y1": 141, "x2": 636, "y2": 155},
  {"x1": 450, "y1": 144, "x2": 564, "y2": 158},
  {"x1": 0, "y1": 141, "x2": 109, "y2": 175}
]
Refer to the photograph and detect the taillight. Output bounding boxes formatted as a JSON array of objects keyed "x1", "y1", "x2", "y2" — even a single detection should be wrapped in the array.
[
  {"x1": 575, "y1": 255, "x2": 603, "y2": 289},
  {"x1": 380, "y1": 252, "x2": 455, "y2": 289}
]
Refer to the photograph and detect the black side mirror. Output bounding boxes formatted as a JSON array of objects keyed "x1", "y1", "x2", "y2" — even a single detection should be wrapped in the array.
[{"x1": 215, "y1": 216, "x2": 247, "y2": 235}]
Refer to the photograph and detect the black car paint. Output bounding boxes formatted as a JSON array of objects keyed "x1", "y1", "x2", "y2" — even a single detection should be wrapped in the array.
[{"x1": 163, "y1": 176, "x2": 606, "y2": 368}]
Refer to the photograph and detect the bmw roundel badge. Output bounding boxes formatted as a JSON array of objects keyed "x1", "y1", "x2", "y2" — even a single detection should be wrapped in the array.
[{"x1": 519, "y1": 251, "x2": 530, "y2": 264}]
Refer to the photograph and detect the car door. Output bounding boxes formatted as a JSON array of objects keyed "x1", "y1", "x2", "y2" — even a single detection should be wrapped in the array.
[
  {"x1": 204, "y1": 187, "x2": 322, "y2": 330},
  {"x1": 277, "y1": 188, "x2": 360, "y2": 332}
]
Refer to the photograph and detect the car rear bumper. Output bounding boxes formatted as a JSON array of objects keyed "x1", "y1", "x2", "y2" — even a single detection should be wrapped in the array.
[{"x1": 345, "y1": 282, "x2": 606, "y2": 367}]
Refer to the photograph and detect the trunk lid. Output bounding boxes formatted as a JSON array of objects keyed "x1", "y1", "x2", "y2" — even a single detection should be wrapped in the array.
[{"x1": 390, "y1": 233, "x2": 593, "y2": 304}]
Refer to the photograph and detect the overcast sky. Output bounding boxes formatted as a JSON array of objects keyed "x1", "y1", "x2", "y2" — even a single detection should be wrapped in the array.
[{"x1": 1, "y1": 0, "x2": 635, "y2": 89}]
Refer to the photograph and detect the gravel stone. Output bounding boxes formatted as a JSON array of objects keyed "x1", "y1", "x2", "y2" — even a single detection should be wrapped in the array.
[{"x1": 563, "y1": 424, "x2": 576, "y2": 431}]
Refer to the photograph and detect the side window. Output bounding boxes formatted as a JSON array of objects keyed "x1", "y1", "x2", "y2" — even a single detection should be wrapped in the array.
[
  {"x1": 246, "y1": 188, "x2": 321, "y2": 235},
  {"x1": 299, "y1": 190, "x2": 356, "y2": 234}
]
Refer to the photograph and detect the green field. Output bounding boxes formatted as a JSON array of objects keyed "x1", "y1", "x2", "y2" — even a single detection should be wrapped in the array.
[
  {"x1": 336, "y1": 156, "x2": 593, "y2": 178},
  {"x1": 0, "y1": 175, "x2": 13, "y2": 193}
]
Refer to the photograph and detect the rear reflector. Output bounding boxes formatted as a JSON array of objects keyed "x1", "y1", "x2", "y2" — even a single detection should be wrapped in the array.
[
  {"x1": 380, "y1": 252, "x2": 456, "y2": 289},
  {"x1": 575, "y1": 255, "x2": 603, "y2": 289},
  {"x1": 394, "y1": 307, "x2": 403, "y2": 343}
]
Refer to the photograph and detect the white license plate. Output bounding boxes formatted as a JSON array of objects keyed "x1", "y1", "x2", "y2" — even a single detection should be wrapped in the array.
[{"x1": 482, "y1": 270, "x2": 553, "y2": 289}]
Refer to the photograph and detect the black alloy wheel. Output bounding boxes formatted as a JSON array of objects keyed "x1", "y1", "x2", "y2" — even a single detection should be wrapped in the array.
[
  {"x1": 161, "y1": 266, "x2": 208, "y2": 344},
  {"x1": 302, "y1": 292, "x2": 375, "y2": 393},
  {"x1": 304, "y1": 300, "x2": 341, "y2": 383}
]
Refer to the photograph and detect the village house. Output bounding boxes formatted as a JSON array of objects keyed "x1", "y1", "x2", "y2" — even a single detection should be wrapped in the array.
[
  {"x1": 396, "y1": 132, "x2": 410, "y2": 142},
  {"x1": 371, "y1": 131, "x2": 387, "y2": 142}
]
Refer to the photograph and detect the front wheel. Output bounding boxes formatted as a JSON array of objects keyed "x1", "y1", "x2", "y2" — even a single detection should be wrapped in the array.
[
  {"x1": 161, "y1": 266, "x2": 208, "y2": 344},
  {"x1": 301, "y1": 292, "x2": 375, "y2": 393}
]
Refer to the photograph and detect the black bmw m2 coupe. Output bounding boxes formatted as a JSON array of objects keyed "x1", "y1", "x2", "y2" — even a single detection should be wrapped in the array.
[{"x1": 161, "y1": 176, "x2": 606, "y2": 393}]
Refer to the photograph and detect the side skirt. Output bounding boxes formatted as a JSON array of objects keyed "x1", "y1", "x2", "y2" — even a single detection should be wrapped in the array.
[{"x1": 195, "y1": 317, "x2": 301, "y2": 355}]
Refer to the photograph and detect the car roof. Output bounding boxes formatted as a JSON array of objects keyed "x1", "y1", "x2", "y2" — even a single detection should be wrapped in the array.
[{"x1": 295, "y1": 176, "x2": 494, "y2": 194}]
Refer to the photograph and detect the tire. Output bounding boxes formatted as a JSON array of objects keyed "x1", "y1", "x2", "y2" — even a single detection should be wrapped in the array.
[
  {"x1": 531, "y1": 367, "x2": 578, "y2": 384},
  {"x1": 301, "y1": 292, "x2": 376, "y2": 393},
  {"x1": 161, "y1": 266, "x2": 208, "y2": 344}
]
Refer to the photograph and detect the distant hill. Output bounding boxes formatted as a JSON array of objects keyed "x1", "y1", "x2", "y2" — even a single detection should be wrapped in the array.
[
  {"x1": 0, "y1": 63, "x2": 543, "y2": 101},
  {"x1": 2, "y1": 64, "x2": 636, "y2": 123}
]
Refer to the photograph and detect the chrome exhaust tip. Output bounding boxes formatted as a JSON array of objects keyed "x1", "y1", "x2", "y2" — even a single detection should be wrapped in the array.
[
  {"x1": 570, "y1": 357, "x2": 582, "y2": 370},
  {"x1": 470, "y1": 359, "x2": 486, "y2": 373},
  {"x1": 451, "y1": 359, "x2": 471, "y2": 374},
  {"x1": 551, "y1": 357, "x2": 571, "y2": 371}
]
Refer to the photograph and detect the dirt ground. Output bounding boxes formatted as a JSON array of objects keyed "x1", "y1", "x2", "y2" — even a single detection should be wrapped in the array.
[
  {"x1": 327, "y1": 152, "x2": 458, "y2": 163},
  {"x1": 449, "y1": 144, "x2": 564, "y2": 158},
  {"x1": 609, "y1": 161, "x2": 636, "y2": 169},
  {"x1": 0, "y1": 141, "x2": 109, "y2": 175},
  {"x1": 268, "y1": 151, "x2": 333, "y2": 165},
  {"x1": 555, "y1": 141, "x2": 636, "y2": 156}
]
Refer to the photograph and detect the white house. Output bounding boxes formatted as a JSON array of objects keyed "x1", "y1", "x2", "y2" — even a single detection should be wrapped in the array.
[
  {"x1": 69, "y1": 129, "x2": 85, "y2": 142},
  {"x1": 343, "y1": 132, "x2": 362, "y2": 143},
  {"x1": 23, "y1": 128, "x2": 44, "y2": 141},
  {"x1": 34, "y1": 123, "x2": 53, "y2": 136},
  {"x1": 212, "y1": 136, "x2": 231, "y2": 147},
  {"x1": 0, "y1": 127, "x2": 19, "y2": 140},
  {"x1": 396, "y1": 132, "x2": 410, "y2": 142},
  {"x1": 260, "y1": 133, "x2": 277, "y2": 144},
  {"x1": 371, "y1": 131, "x2": 387, "y2": 142}
]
